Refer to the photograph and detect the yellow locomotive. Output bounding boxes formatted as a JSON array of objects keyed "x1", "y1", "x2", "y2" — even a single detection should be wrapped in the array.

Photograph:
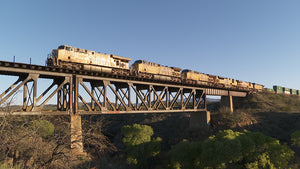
[
  {"x1": 130, "y1": 60, "x2": 181, "y2": 81},
  {"x1": 253, "y1": 83, "x2": 264, "y2": 91},
  {"x1": 181, "y1": 69, "x2": 215, "y2": 86},
  {"x1": 216, "y1": 76, "x2": 238, "y2": 88},
  {"x1": 46, "y1": 45, "x2": 131, "y2": 74}
]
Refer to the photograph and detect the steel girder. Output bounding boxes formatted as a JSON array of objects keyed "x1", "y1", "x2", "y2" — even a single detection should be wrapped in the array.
[
  {"x1": 74, "y1": 75, "x2": 206, "y2": 114},
  {"x1": 0, "y1": 72, "x2": 72, "y2": 114}
]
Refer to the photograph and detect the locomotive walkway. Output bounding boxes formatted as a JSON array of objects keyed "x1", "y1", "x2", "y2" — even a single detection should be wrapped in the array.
[{"x1": 0, "y1": 60, "x2": 248, "y2": 154}]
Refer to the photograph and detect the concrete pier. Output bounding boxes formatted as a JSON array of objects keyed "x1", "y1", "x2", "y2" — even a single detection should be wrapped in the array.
[
  {"x1": 189, "y1": 111, "x2": 211, "y2": 128},
  {"x1": 70, "y1": 114, "x2": 84, "y2": 156},
  {"x1": 221, "y1": 96, "x2": 234, "y2": 112}
]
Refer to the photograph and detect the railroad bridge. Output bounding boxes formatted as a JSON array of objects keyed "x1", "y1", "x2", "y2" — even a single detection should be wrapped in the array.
[{"x1": 0, "y1": 60, "x2": 248, "y2": 154}]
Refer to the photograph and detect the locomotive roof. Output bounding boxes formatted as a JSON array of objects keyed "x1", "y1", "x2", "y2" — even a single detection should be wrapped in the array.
[
  {"x1": 111, "y1": 55, "x2": 131, "y2": 62},
  {"x1": 134, "y1": 60, "x2": 181, "y2": 71}
]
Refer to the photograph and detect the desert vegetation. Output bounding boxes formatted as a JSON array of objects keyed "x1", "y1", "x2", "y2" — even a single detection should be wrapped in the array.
[{"x1": 0, "y1": 91, "x2": 299, "y2": 168}]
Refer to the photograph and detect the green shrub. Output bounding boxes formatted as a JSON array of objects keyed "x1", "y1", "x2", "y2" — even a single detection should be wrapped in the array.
[
  {"x1": 291, "y1": 131, "x2": 300, "y2": 147},
  {"x1": 168, "y1": 130, "x2": 295, "y2": 169},
  {"x1": 168, "y1": 140, "x2": 202, "y2": 169},
  {"x1": 0, "y1": 163, "x2": 21, "y2": 169},
  {"x1": 122, "y1": 124, "x2": 162, "y2": 169},
  {"x1": 280, "y1": 105, "x2": 292, "y2": 112},
  {"x1": 30, "y1": 119, "x2": 54, "y2": 139}
]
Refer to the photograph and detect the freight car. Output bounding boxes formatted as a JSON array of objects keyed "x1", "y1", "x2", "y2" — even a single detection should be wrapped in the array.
[
  {"x1": 46, "y1": 45, "x2": 131, "y2": 75},
  {"x1": 272, "y1": 85, "x2": 300, "y2": 95}
]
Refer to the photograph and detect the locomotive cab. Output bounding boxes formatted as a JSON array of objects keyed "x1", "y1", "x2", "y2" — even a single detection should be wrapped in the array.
[{"x1": 46, "y1": 45, "x2": 73, "y2": 66}]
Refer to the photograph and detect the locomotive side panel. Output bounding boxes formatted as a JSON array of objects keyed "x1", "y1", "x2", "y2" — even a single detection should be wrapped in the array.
[
  {"x1": 253, "y1": 83, "x2": 264, "y2": 91},
  {"x1": 130, "y1": 60, "x2": 181, "y2": 80},
  {"x1": 217, "y1": 77, "x2": 233, "y2": 88},
  {"x1": 181, "y1": 70, "x2": 216, "y2": 86},
  {"x1": 181, "y1": 70, "x2": 212, "y2": 82}
]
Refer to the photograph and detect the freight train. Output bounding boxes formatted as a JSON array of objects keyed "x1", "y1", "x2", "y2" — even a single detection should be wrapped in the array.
[
  {"x1": 46, "y1": 45, "x2": 264, "y2": 92},
  {"x1": 266, "y1": 86, "x2": 300, "y2": 95}
]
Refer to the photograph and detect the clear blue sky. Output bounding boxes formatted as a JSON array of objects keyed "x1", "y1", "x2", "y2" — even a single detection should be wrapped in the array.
[{"x1": 0, "y1": 0, "x2": 300, "y2": 91}]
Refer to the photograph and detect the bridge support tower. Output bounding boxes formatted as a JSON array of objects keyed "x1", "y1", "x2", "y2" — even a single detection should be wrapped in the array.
[
  {"x1": 189, "y1": 111, "x2": 211, "y2": 128},
  {"x1": 221, "y1": 96, "x2": 234, "y2": 112},
  {"x1": 70, "y1": 114, "x2": 84, "y2": 156}
]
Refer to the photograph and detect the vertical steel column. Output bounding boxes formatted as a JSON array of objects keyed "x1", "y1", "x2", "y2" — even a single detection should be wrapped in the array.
[
  {"x1": 115, "y1": 86, "x2": 119, "y2": 110},
  {"x1": 69, "y1": 77, "x2": 73, "y2": 113},
  {"x1": 166, "y1": 87, "x2": 169, "y2": 110},
  {"x1": 104, "y1": 84, "x2": 107, "y2": 110},
  {"x1": 57, "y1": 88, "x2": 62, "y2": 110},
  {"x1": 63, "y1": 84, "x2": 68, "y2": 110},
  {"x1": 103, "y1": 81, "x2": 109, "y2": 111},
  {"x1": 149, "y1": 85, "x2": 152, "y2": 110},
  {"x1": 91, "y1": 84, "x2": 95, "y2": 111},
  {"x1": 203, "y1": 93, "x2": 207, "y2": 110},
  {"x1": 32, "y1": 74, "x2": 39, "y2": 109},
  {"x1": 135, "y1": 86, "x2": 138, "y2": 110},
  {"x1": 181, "y1": 89, "x2": 185, "y2": 110},
  {"x1": 23, "y1": 83, "x2": 28, "y2": 111},
  {"x1": 193, "y1": 89, "x2": 196, "y2": 109},
  {"x1": 73, "y1": 76, "x2": 78, "y2": 114},
  {"x1": 229, "y1": 95, "x2": 233, "y2": 112},
  {"x1": 127, "y1": 85, "x2": 131, "y2": 109}
]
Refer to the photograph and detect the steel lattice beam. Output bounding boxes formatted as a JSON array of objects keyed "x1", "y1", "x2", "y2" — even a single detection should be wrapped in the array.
[{"x1": 74, "y1": 75, "x2": 207, "y2": 114}]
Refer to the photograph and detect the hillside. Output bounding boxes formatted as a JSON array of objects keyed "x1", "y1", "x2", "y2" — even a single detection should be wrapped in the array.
[{"x1": 0, "y1": 91, "x2": 299, "y2": 168}]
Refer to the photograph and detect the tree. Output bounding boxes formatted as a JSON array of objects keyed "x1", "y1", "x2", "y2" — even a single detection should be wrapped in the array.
[
  {"x1": 121, "y1": 124, "x2": 162, "y2": 169},
  {"x1": 291, "y1": 130, "x2": 300, "y2": 147},
  {"x1": 30, "y1": 119, "x2": 54, "y2": 139},
  {"x1": 82, "y1": 117, "x2": 116, "y2": 159},
  {"x1": 168, "y1": 130, "x2": 295, "y2": 169},
  {"x1": 0, "y1": 116, "x2": 72, "y2": 168}
]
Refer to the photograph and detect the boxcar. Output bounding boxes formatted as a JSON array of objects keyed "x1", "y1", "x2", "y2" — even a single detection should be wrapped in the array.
[
  {"x1": 273, "y1": 85, "x2": 283, "y2": 94},
  {"x1": 290, "y1": 89, "x2": 297, "y2": 95},
  {"x1": 283, "y1": 87, "x2": 290, "y2": 94}
]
